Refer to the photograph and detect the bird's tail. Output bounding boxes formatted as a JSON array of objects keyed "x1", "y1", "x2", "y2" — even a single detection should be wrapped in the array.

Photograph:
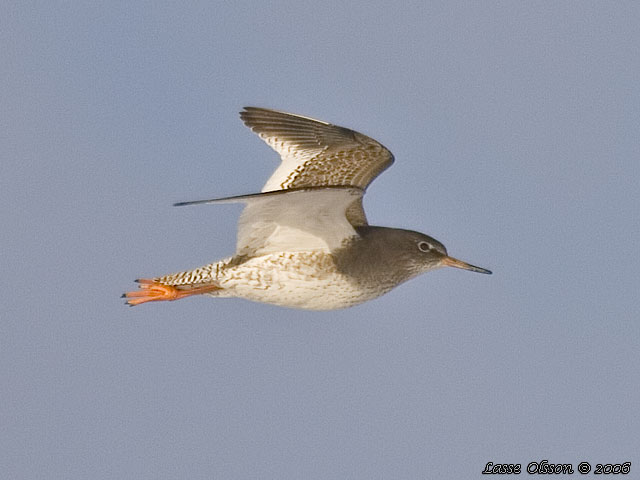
[{"x1": 122, "y1": 259, "x2": 230, "y2": 306}]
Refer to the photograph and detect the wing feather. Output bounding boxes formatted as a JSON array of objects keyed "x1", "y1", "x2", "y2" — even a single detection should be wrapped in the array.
[
  {"x1": 240, "y1": 107, "x2": 393, "y2": 226},
  {"x1": 240, "y1": 107, "x2": 394, "y2": 226},
  {"x1": 175, "y1": 108, "x2": 391, "y2": 255},
  {"x1": 176, "y1": 187, "x2": 363, "y2": 256}
]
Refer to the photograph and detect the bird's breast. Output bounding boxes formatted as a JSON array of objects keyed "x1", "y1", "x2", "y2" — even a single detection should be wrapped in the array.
[{"x1": 216, "y1": 251, "x2": 393, "y2": 310}]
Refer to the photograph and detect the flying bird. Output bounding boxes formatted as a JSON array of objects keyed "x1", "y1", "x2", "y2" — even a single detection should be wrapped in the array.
[{"x1": 123, "y1": 107, "x2": 491, "y2": 310}]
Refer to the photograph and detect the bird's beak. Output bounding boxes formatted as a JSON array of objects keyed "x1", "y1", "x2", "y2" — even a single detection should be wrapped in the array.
[{"x1": 441, "y1": 255, "x2": 492, "y2": 275}]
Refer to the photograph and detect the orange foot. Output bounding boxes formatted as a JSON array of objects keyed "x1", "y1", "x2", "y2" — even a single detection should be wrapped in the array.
[{"x1": 122, "y1": 278, "x2": 221, "y2": 306}]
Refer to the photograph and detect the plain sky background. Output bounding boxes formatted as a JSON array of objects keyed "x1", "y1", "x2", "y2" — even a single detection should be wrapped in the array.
[{"x1": 2, "y1": 2, "x2": 639, "y2": 479}]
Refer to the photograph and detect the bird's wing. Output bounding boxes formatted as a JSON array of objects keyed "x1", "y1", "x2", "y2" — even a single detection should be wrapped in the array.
[
  {"x1": 240, "y1": 107, "x2": 394, "y2": 226},
  {"x1": 175, "y1": 187, "x2": 363, "y2": 256}
]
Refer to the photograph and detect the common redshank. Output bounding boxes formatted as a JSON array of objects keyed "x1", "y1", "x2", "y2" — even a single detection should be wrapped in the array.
[{"x1": 123, "y1": 107, "x2": 491, "y2": 309}]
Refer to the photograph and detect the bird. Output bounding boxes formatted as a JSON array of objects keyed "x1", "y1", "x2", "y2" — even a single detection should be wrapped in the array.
[{"x1": 123, "y1": 107, "x2": 491, "y2": 310}]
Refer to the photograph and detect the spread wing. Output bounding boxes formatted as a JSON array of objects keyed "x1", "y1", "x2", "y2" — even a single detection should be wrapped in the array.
[
  {"x1": 240, "y1": 107, "x2": 394, "y2": 226},
  {"x1": 175, "y1": 187, "x2": 363, "y2": 256}
]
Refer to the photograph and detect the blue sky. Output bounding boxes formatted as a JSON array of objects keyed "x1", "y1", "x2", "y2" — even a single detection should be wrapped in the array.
[{"x1": 2, "y1": 2, "x2": 639, "y2": 479}]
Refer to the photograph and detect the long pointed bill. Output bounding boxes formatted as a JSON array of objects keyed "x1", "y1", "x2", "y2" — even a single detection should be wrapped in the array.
[{"x1": 441, "y1": 256, "x2": 492, "y2": 274}]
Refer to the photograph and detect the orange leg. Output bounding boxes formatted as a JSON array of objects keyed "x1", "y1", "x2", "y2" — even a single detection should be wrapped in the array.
[{"x1": 122, "y1": 278, "x2": 221, "y2": 306}]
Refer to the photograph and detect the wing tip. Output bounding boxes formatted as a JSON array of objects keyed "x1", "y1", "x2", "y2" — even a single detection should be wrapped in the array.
[
  {"x1": 239, "y1": 106, "x2": 331, "y2": 128},
  {"x1": 239, "y1": 106, "x2": 269, "y2": 128},
  {"x1": 240, "y1": 106, "x2": 276, "y2": 119}
]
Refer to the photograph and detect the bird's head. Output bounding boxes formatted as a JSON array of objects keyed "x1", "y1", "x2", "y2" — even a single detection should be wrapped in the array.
[
  {"x1": 354, "y1": 227, "x2": 492, "y2": 280},
  {"x1": 406, "y1": 230, "x2": 492, "y2": 276}
]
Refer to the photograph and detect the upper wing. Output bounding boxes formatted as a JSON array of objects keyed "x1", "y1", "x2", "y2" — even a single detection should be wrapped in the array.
[
  {"x1": 175, "y1": 187, "x2": 363, "y2": 256},
  {"x1": 240, "y1": 107, "x2": 394, "y2": 225}
]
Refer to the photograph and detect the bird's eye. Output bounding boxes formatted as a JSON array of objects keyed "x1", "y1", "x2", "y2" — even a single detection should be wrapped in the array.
[{"x1": 418, "y1": 241, "x2": 432, "y2": 252}]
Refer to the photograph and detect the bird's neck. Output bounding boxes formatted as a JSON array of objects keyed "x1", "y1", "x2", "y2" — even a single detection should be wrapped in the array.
[{"x1": 333, "y1": 226, "x2": 416, "y2": 289}]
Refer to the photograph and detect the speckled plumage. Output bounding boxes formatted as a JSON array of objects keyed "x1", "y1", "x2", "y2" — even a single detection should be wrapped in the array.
[
  {"x1": 154, "y1": 252, "x2": 372, "y2": 310},
  {"x1": 151, "y1": 227, "x2": 447, "y2": 310},
  {"x1": 124, "y1": 108, "x2": 491, "y2": 309}
]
